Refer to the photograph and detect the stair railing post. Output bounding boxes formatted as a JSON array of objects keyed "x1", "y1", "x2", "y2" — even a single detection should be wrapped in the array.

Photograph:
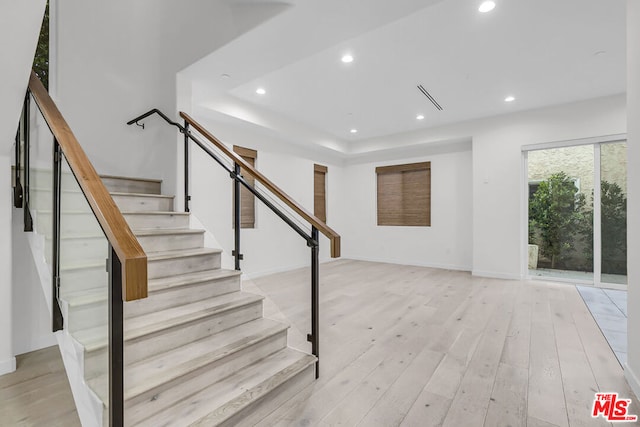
[
  {"x1": 184, "y1": 120, "x2": 190, "y2": 213},
  {"x1": 311, "y1": 226, "x2": 320, "y2": 378},
  {"x1": 108, "y1": 245, "x2": 124, "y2": 427},
  {"x1": 51, "y1": 140, "x2": 64, "y2": 332},
  {"x1": 23, "y1": 92, "x2": 33, "y2": 231},
  {"x1": 233, "y1": 163, "x2": 242, "y2": 270},
  {"x1": 13, "y1": 121, "x2": 23, "y2": 208}
]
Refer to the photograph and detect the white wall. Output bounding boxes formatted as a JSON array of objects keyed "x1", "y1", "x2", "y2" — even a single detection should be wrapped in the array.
[
  {"x1": 188, "y1": 95, "x2": 625, "y2": 280},
  {"x1": 350, "y1": 95, "x2": 625, "y2": 278},
  {"x1": 625, "y1": 0, "x2": 640, "y2": 399},
  {"x1": 189, "y1": 115, "x2": 346, "y2": 277},
  {"x1": 0, "y1": 0, "x2": 47, "y2": 375},
  {"x1": 0, "y1": 155, "x2": 16, "y2": 374},
  {"x1": 55, "y1": 0, "x2": 265, "y2": 197},
  {"x1": 342, "y1": 149, "x2": 472, "y2": 270},
  {"x1": 472, "y1": 96, "x2": 626, "y2": 278},
  {"x1": 11, "y1": 210, "x2": 56, "y2": 356},
  {"x1": 0, "y1": 0, "x2": 46, "y2": 153}
]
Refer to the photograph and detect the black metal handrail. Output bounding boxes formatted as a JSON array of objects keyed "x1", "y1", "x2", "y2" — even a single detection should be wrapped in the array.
[{"x1": 128, "y1": 108, "x2": 325, "y2": 377}]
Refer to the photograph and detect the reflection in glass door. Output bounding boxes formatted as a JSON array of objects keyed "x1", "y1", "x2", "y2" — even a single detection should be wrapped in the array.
[
  {"x1": 600, "y1": 142, "x2": 627, "y2": 285},
  {"x1": 525, "y1": 140, "x2": 627, "y2": 287}
]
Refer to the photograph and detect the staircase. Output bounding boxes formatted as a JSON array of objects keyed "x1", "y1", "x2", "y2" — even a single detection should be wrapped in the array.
[{"x1": 54, "y1": 175, "x2": 316, "y2": 426}]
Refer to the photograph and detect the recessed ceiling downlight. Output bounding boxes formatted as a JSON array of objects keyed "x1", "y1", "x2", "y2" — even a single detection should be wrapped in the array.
[
  {"x1": 478, "y1": 1, "x2": 496, "y2": 13},
  {"x1": 350, "y1": 129, "x2": 358, "y2": 134},
  {"x1": 416, "y1": 114, "x2": 425, "y2": 120},
  {"x1": 504, "y1": 95, "x2": 515, "y2": 102},
  {"x1": 256, "y1": 88, "x2": 266, "y2": 95},
  {"x1": 341, "y1": 54, "x2": 354, "y2": 63}
]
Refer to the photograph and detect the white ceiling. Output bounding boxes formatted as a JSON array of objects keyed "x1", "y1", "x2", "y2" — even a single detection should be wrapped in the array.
[{"x1": 184, "y1": 0, "x2": 626, "y2": 150}]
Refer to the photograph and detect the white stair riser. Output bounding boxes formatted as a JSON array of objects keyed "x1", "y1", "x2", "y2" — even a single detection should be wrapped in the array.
[
  {"x1": 102, "y1": 177, "x2": 161, "y2": 195},
  {"x1": 219, "y1": 363, "x2": 316, "y2": 427},
  {"x1": 67, "y1": 300, "x2": 108, "y2": 333},
  {"x1": 112, "y1": 194, "x2": 173, "y2": 212},
  {"x1": 37, "y1": 212, "x2": 102, "y2": 237},
  {"x1": 123, "y1": 213, "x2": 190, "y2": 230},
  {"x1": 60, "y1": 267, "x2": 107, "y2": 296},
  {"x1": 31, "y1": 189, "x2": 91, "y2": 211},
  {"x1": 45, "y1": 237, "x2": 108, "y2": 266},
  {"x1": 124, "y1": 332, "x2": 288, "y2": 424},
  {"x1": 84, "y1": 301, "x2": 263, "y2": 379},
  {"x1": 30, "y1": 169, "x2": 77, "y2": 190},
  {"x1": 125, "y1": 276, "x2": 241, "y2": 318},
  {"x1": 137, "y1": 232, "x2": 204, "y2": 253},
  {"x1": 149, "y1": 253, "x2": 221, "y2": 279}
]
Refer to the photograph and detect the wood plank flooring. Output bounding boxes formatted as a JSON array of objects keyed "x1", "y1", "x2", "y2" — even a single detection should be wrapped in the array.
[
  {"x1": 248, "y1": 259, "x2": 638, "y2": 427},
  {"x1": 0, "y1": 346, "x2": 80, "y2": 427},
  {"x1": 0, "y1": 259, "x2": 635, "y2": 427}
]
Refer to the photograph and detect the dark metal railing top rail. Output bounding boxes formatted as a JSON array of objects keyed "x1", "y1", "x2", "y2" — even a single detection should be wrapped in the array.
[{"x1": 127, "y1": 108, "x2": 342, "y2": 378}]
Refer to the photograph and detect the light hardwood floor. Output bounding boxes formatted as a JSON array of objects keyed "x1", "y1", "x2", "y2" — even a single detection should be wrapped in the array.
[
  {"x1": 248, "y1": 259, "x2": 638, "y2": 427},
  {"x1": 0, "y1": 346, "x2": 80, "y2": 427},
  {"x1": 1, "y1": 260, "x2": 636, "y2": 426}
]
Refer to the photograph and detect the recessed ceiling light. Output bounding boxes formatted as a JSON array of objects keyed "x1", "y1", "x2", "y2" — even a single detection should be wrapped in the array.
[
  {"x1": 416, "y1": 114, "x2": 425, "y2": 120},
  {"x1": 478, "y1": 1, "x2": 496, "y2": 13},
  {"x1": 504, "y1": 95, "x2": 515, "y2": 102},
  {"x1": 256, "y1": 88, "x2": 266, "y2": 95},
  {"x1": 350, "y1": 129, "x2": 358, "y2": 134},
  {"x1": 221, "y1": 73, "x2": 231, "y2": 79},
  {"x1": 341, "y1": 54, "x2": 354, "y2": 63}
]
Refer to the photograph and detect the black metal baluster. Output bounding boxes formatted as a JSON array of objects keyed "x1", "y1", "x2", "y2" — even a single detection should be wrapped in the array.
[
  {"x1": 310, "y1": 226, "x2": 319, "y2": 378},
  {"x1": 23, "y1": 93, "x2": 33, "y2": 231},
  {"x1": 108, "y1": 246, "x2": 124, "y2": 427},
  {"x1": 233, "y1": 163, "x2": 242, "y2": 270},
  {"x1": 184, "y1": 120, "x2": 190, "y2": 213},
  {"x1": 14, "y1": 122, "x2": 23, "y2": 208},
  {"x1": 51, "y1": 141, "x2": 63, "y2": 332}
]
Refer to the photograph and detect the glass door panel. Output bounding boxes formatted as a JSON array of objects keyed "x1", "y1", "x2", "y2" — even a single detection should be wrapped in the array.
[
  {"x1": 528, "y1": 145, "x2": 594, "y2": 281},
  {"x1": 600, "y1": 142, "x2": 627, "y2": 285}
]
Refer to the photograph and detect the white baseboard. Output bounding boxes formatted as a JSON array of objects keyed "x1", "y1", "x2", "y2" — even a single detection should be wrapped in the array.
[
  {"x1": 0, "y1": 356, "x2": 16, "y2": 376},
  {"x1": 471, "y1": 270, "x2": 522, "y2": 281},
  {"x1": 346, "y1": 255, "x2": 471, "y2": 272},
  {"x1": 625, "y1": 362, "x2": 640, "y2": 401},
  {"x1": 242, "y1": 262, "x2": 309, "y2": 280},
  {"x1": 240, "y1": 257, "x2": 347, "y2": 280}
]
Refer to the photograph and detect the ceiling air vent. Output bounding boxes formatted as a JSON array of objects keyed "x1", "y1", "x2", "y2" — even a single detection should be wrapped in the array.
[{"x1": 417, "y1": 84, "x2": 443, "y2": 111}]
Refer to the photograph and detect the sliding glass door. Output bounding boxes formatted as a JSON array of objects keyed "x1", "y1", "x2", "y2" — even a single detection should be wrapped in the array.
[
  {"x1": 600, "y1": 142, "x2": 627, "y2": 285},
  {"x1": 525, "y1": 139, "x2": 627, "y2": 287}
]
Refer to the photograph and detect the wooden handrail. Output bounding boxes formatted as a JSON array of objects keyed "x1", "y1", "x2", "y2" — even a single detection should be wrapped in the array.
[
  {"x1": 29, "y1": 72, "x2": 147, "y2": 301},
  {"x1": 180, "y1": 112, "x2": 341, "y2": 258}
]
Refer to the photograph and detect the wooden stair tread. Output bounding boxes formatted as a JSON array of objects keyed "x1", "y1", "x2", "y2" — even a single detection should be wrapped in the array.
[
  {"x1": 133, "y1": 228, "x2": 204, "y2": 237},
  {"x1": 63, "y1": 287, "x2": 107, "y2": 307},
  {"x1": 134, "y1": 348, "x2": 316, "y2": 427},
  {"x1": 46, "y1": 233, "x2": 105, "y2": 240},
  {"x1": 110, "y1": 192, "x2": 174, "y2": 199},
  {"x1": 147, "y1": 247, "x2": 222, "y2": 262},
  {"x1": 88, "y1": 318, "x2": 288, "y2": 401},
  {"x1": 100, "y1": 175, "x2": 162, "y2": 184},
  {"x1": 148, "y1": 269, "x2": 241, "y2": 293},
  {"x1": 75, "y1": 291, "x2": 264, "y2": 352},
  {"x1": 58, "y1": 247, "x2": 220, "y2": 272},
  {"x1": 60, "y1": 261, "x2": 104, "y2": 272},
  {"x1": 121, "y1": 211, "x2": 189, "y2": 216}
]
